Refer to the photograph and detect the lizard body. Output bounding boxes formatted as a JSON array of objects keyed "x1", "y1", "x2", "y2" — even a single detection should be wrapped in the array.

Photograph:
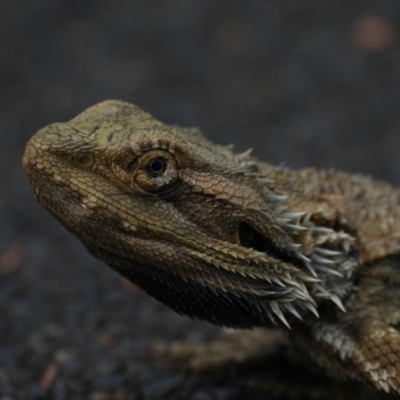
[{"x1": 23, "y1": 100, "x2": 400, "y2": 396}]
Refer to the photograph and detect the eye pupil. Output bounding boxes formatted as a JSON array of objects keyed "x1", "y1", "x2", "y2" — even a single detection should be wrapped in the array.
[{"x1": 148, "y1": 158, "x2": 165, "y2": 175}]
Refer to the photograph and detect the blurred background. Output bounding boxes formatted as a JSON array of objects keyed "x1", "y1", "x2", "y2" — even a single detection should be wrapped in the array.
[{"x1": 0, "y1": 0, "x2": 399, "y2": 399}]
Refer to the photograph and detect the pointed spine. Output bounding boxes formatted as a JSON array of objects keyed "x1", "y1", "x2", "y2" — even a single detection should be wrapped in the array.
[
  {"x1": 270, "y1": 301, "x2": 291, "y2": 329},
  {"x1": 304, "y1": 303, "x2": 320, "y2": 318},
  {"x1": 236, "y1": 148, "x2": 253, "y2": 160},
  {"x1": 330, "y1": 294, "x2": 346, "y2": 312}
]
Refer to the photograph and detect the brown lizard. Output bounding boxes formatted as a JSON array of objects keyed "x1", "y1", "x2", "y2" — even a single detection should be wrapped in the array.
[{"x1": 22, "y1": 100, "x2": 400, "y2": 397}]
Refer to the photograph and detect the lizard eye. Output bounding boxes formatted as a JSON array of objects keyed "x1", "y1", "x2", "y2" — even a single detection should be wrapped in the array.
[
  {"x1": 133, "y1": 151, "x2": 178, "y2": 193},
  {"x1": 147, "y1": 158, "x2": 166, "y2": 176}
]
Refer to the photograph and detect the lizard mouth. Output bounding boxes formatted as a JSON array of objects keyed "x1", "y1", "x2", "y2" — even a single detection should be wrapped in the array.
[
  {"x1": 238, "y1": 222, "x2": 265, "y2": 251},
  {"x1": 238, "y1": 222, "x2": 301, "y2": 267}
]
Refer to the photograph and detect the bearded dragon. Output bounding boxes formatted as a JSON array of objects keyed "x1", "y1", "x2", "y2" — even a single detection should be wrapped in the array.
[{"x1": 22, "y1": 100, "x2": 400, "y2": 397}]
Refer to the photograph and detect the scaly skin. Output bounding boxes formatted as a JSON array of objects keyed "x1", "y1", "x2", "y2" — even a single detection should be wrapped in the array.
[{"x1": 23, "y1": 100, "x2": 400, "y2": 396}]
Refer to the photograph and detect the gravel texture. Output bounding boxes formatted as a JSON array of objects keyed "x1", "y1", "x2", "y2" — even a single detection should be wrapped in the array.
[{"x1": 0, "y1": 1, "x2": 399, "y2": 399}]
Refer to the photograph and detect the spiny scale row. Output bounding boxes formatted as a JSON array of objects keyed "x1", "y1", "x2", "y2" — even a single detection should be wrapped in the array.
[{"x1": 231, "y1": 148, "x2": 348, "y2": 323}]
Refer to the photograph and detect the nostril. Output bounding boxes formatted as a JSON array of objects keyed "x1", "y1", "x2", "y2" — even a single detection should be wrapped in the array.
[{"x1": 73, "y1": 153, "x2": 95, "y2": 169}]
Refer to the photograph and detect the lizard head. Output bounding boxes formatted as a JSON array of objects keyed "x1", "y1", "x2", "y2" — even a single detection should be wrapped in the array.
[{"x1": 23, "y1": 100, "x2": 359, "y2": 329}]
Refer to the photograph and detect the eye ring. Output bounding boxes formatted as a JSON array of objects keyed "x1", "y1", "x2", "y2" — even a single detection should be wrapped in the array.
[{"x1": 147, "y1": 158, "x2": 166, "y2": 176}]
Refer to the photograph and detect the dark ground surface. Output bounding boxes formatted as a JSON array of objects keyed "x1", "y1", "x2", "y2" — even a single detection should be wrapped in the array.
[{"x1": 1, "y1": 1, "x2": 400, "y2": 399}]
